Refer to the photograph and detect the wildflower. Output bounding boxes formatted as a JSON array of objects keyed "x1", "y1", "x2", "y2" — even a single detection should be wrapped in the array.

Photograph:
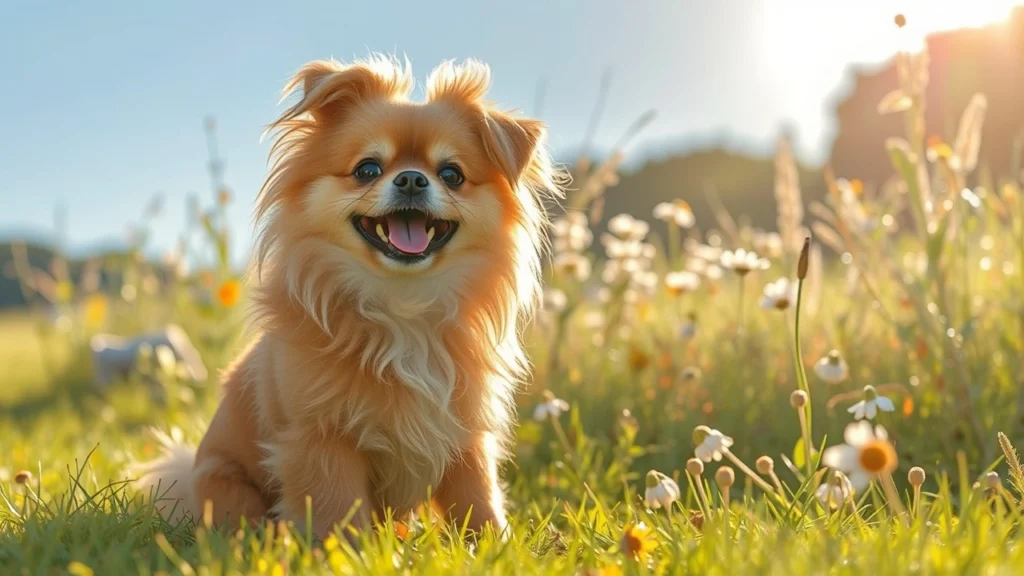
[
  {"x1": 822, "y1": 420, "x2": 898, "y2": 491},
  {"x1": 720, "y1": 248, "x2": 769, "y2": 275},
  {"x1": 664, "y1": 271, "x2": 701, "y2": 296},
  {"x1": 753, "y1": 231, "x2": 784, "y2": 259},
  {"x1": 790, "y1": 390, "x2": 807, "y2": 409},
  {"x1": 216, "y1": 279, "x2": 242, "y2": 307},
  {"x1": 686, "y1": 458, "x2": 704, "y2": 477},
  {"x1": 693, "y1": 425, "x2": 734, "y2": 462},
  {"x1": 644, "y1": 470, "x2": 680, "y2": 510},
  {"x1": 847, "y1": 385, "x2": 896, "y2": 420},
  {"x1": 553, "y1": 252, "x2": 591, "y2": 281},
  {"x1": 816, "y1": 472, "x2": 854, "y2": 510},
  {"x1": 895, "y1": 13, "x2": 906, "y2": 28},
  {"x1": 755, "y1": 456, "x2": 774, "y2": 475},
  {"x1": 620, "y1": 522, "x2": 657, "y2": 561},
  {"x1": 83, "y1": 293, "x2": 108, "y2": 328},
  {"x1": 533, "y1": 391, "x2": 570, "y2": 421},
  {"x1": 814, "y1": 350, "x2": 849, "y2": 384},
  {"x1": 715, "y1": 466, "x2": 735, "y2": 489},
  {"x1": 986, "y1": 471, "x2": 1001, "y2": 490},
  {"x1": 679, "y1": 366, "x2": 702, "y2": 382},
  {"x1": 14, "y1": 470, "x2": 32, "y2": 485},
  {"x1": 759, "y1": 278, "x2": 797, "y2": 310},
  {"x1": 218, "y1": 187, "x2": 232, "y2": 206},
  {"x1": 543, "y1": 288, "x2": 568, "y2": 313},
  {"x1": 608, "y1": 214, "x2": 649, "y2": 241},
  {"x1": 908, "y1": 467, "x2": 926, "y2": 487},
  {"x1": 703, "y1": 264, "x2": 724, "y2": 281},
  {"x1": 653, "y1": 200, "x2": 695, "y2": 228},
  {"x1": 618, "y1": 409, "x2": 639, "y2": 434}
]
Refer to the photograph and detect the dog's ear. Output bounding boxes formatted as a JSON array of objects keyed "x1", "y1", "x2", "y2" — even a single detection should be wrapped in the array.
[
  {"x1": 480, "y1": 111, "x2": 546, "y2": 187},
  {"x1": 426, "y1": 59, "x2": 548, "y2": 187},
  {"x1": 277, "y1": 57, "x2": 413, "y2": 125}
]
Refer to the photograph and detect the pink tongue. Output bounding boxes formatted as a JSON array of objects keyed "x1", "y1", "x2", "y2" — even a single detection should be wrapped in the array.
[{"x1": 386, "y1": 215, "x2": 431, "y2": 254}]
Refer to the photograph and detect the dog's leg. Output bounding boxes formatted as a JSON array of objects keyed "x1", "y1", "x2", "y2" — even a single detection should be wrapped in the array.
[
  {"x1": 272, "y1": 431, "x2": 373, "y2": 539},
  {"x1": 192, "y1": 455, "x2": 269, "y2": 528},
  {"x1": 433, "y1": 432, "x2": 508, "y2": 535},
  {"x1": 192, "y1": 369, "x2": 272, "y2": 529}
]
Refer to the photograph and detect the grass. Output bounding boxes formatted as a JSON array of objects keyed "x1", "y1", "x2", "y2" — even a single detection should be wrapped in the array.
[{"x1": 4, "y1": 39, "x2": 1024, "y2": 574}]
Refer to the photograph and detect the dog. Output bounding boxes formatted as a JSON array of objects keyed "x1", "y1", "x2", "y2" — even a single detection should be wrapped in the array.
[{"x1": 133, "y1": 55, "x2": 563, "y2": 540}]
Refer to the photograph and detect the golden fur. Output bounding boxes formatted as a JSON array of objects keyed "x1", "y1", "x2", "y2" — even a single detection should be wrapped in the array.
[{"x1": 133, "y1": 55, "x2": 562, "y2": 538}]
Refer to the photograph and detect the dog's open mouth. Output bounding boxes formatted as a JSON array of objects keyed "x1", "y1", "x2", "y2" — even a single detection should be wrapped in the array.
[{"x1": 352, "y1": 209, "x2": 458, "y2": 262}]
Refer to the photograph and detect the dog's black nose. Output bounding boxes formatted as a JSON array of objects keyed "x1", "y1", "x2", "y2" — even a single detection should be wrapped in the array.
[{"x1": 393, "y1": 171, "x2": 429, "y2": 197}]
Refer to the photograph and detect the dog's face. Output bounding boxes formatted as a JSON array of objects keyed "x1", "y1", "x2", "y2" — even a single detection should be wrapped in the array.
[
  {"x1": 257, "y1": 57, "x2": 555, "y2": 298},
  {"x1": 306, "y1": 98, "x2": 508, "y2": 274}
]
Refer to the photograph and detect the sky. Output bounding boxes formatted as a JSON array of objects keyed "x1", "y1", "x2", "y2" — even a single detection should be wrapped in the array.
[{"x1": 1, "y1": 0, "x2": 1020, "y2": 265}]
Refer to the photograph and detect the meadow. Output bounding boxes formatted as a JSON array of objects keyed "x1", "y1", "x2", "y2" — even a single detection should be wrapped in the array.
[{"x1": 3, "y1": 45, "x2": 1024, "y2": 575}]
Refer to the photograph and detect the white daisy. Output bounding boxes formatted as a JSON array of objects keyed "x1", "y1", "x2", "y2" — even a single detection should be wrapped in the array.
[
  {"x1": 753, "y1": 231, "x2": 784, "y2": 259},
  {"x1": 720, "y1": 248, "x2": 770, "y2": 275},
  {"x1": 553, "y1": 252, "x2": 591, "y2": 281},
  {"x1": 533, "y1": 392, "x2": 570, "y2": 421},
  {"x1": 665, "y1": 271, "x2": 701, "y2": 296},
  {"x1": 608, "y1": 214, "x2": 649, "y2": 241},
  {"x1": 847, "y1": 385, "x2": 896, "y2": 420},
  {"x1": 644, "y1": 470, "x2": 681, "y2": 510},
  {"x1": 653, "y1": 200, "x2": 696, "y2": 228},
  {"x1": 653, "y1": 202, "x2": 678, "y2": 222},
  {"x1": 815, "y1": 471, "x2": 854, "y2": 510},
  {"x1": 821, "y1": 420, "x2": 898, "y2": 491},
  {"x1": 814, "y1": 350, "x2": 849, "y2": 384},
  {"x1": 693, "y1": 425, "x2": 734, "y2": 462},
  {"x1": 543, "y1": 288, "x2": 567, "y2": 313},
  {"x1": 759, "y1": 278, "x2": 797, "y2": 310}
]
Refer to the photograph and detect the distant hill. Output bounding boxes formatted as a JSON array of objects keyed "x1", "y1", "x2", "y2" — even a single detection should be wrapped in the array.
[
  {"x1": 583, "y1": 147, "x2": 826, "y2": 243},
  {"x1": 0, "y1": 242, "x2": 131, "y2": 310}
]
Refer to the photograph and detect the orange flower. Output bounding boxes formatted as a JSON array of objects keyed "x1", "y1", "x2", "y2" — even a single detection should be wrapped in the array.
[
  {"x1": 902, "y1": 396, "x2": 914, "y2": 416},
  {"x1": 217, "y1": 279, "x2": 242, "y2": 307},
  {"x1": 218, "y1": 187, "x2": 232, "y2": 206},
  {"x1": 83, "y1": 293, "x2": 108, "y2": 327}
]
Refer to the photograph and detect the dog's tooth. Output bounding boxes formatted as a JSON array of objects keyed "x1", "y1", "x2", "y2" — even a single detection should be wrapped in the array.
[
  {"x1": 427, "y1": 227, "x2": 435, "y2": 242},
  {"x1": 375, "y1": 223, "x2": 388, "y2": 243}
]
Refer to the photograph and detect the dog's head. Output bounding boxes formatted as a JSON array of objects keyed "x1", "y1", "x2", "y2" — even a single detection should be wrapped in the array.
[{"x1": 254, "y1": 56, "x2": 562, "y2": 329}]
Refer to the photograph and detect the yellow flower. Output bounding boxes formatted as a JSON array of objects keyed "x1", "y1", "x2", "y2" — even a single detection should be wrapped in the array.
[
  {"x1": 217, "y1": 279, "x2": 242, "y2": 307},
  {"x1": 83, "y1": 294, "x2": 108, "y2": 327},
  {"x1": 55, "y1": 281, "x2": 74, "y2": 304},
  {"x1": 620, "y1": 522, "x2": 657, "y2": 561},
  {"x1": 67, "y1": 562, "x2": 94, "y2": 576}
]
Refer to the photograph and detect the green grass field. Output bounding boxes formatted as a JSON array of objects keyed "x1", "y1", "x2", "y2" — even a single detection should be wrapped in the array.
[{"x1": 4, "y1": 46, "x2": 1024, "y2": 575}]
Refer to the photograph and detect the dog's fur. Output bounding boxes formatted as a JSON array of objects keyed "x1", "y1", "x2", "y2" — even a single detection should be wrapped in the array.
[{"x1": 133, "y1": 55, "x2": 562, "y2": 538}]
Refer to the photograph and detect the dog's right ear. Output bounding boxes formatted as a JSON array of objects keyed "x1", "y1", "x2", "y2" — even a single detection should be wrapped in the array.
[{"x1": 276, "y1": 56, "x2": 414, "y2": 125}]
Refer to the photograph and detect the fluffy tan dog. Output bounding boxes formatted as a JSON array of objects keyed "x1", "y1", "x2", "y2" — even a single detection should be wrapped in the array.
[{"x1": 134, "y1": 55, "x2": 562, "y2": 539}]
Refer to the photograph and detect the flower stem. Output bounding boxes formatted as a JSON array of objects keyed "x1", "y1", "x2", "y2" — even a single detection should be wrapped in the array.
[
  {"x1": 549, "y1": 414, "x2": 575, "y2": 464},
  {"x1": 880, "y1": 473, "x2": 909, "y2": 525},
  {"x1": 724, "y1": 450, "x2": 785, "y2": 504},
  {"x1": 796, "y1": 408, "x2": 813, "y2": 477},
  {"x1": 688, "y1": 473, "x2": 710, "y2": 517},
  {"x1": 791, "y1": 276, "x2": 814, "y2": 477}
]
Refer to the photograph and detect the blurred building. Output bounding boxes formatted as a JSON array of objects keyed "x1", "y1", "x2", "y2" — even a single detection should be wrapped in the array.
[{"x1": 828, "y1": 6, "x2": 1024, "y2": 186}]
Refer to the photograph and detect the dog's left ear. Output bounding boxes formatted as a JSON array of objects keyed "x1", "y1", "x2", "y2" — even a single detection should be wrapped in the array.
[
  {"x1": 480, "y1": 111, "x2": 546, "y2": 188},
  {"x1": 427, "y1": 59, "x2": 546, "y2": 187}
]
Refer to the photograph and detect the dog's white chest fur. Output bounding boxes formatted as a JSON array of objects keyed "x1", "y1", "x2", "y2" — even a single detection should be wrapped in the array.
[{"x1": 346, "y1": 313, "x2": 470, "y2": 511}]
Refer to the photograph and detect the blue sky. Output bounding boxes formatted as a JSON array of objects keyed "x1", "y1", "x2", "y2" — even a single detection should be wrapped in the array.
[{"x1": 1, "y1": 0, "x2": 1019, "y2": 265}]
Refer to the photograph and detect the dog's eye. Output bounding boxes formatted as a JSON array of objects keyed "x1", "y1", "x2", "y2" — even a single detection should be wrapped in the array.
[
  {"x1": 354, "y1": 160, "x2": 383, "y2": 182},
  {"x1": 438, "y1": 166, "x2": 464, "y2": 188}
]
